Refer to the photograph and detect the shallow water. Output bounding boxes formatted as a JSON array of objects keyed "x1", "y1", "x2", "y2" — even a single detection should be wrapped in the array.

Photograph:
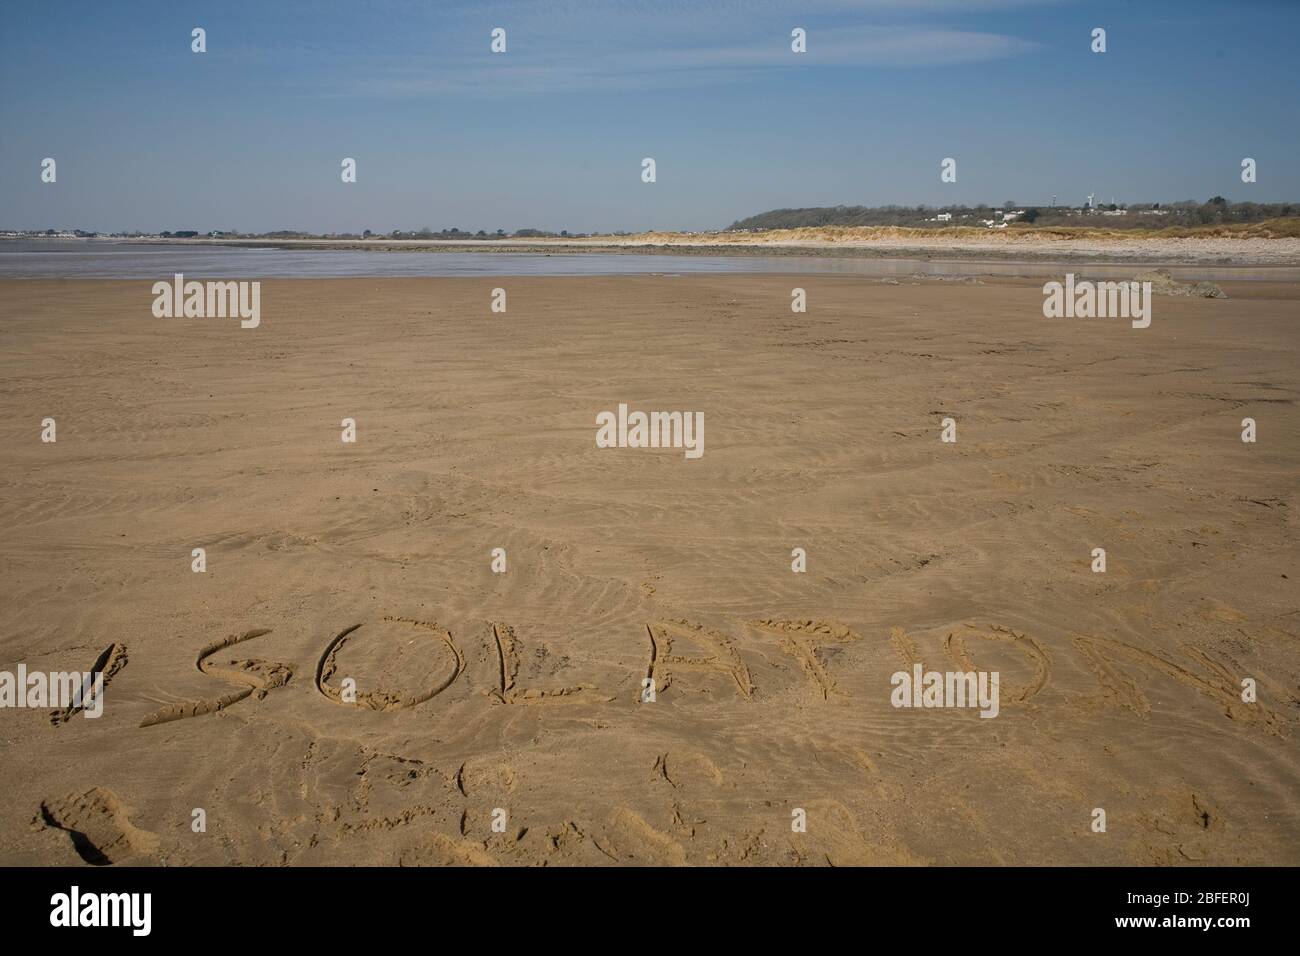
[{"x1": 2, "y1": 239, "x2": 1296, "y2": 281}]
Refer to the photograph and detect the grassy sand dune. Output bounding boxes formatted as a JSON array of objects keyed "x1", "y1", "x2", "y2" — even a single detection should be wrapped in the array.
[{"x1": 622, "y1": 218, "x2": 1300, "y2": 244}]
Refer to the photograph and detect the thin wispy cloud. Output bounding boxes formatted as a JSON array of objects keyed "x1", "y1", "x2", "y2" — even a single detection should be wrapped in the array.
[
  {"x1": 107, "y1": 0, "x2": 1049, "y2": 99},
  {"x1": 308, "y1": 23, "x2": 1040, "y2": 98}
]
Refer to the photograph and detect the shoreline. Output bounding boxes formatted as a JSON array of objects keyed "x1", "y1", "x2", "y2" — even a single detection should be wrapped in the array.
[{"x1": 7, "y1": 233, "x2": 1300, "y2": 267}]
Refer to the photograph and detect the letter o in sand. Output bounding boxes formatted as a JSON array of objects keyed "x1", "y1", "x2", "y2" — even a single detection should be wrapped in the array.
[{"x1": 316, "y1": 617, "x2": 464, "y2": 710}]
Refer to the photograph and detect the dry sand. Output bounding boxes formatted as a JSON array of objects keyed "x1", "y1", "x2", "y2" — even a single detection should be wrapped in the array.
[{"x1": 1, "y1": 275, "x2": 1297, "y2": 866}]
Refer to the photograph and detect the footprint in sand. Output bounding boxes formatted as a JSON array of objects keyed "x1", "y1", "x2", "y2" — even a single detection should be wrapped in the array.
[
  {"x1": 398, "y1": 833, "x2": 499, "y2": 867},
  {"x1": 601, "y1": 808, "x2": 689, "y2": 866},
  {"x1": 34, "y1": 787, "x2": 159, "y2": 866},
  {"x1": 651, "y1": 751, "x2": 726, "y2": 790},
  {"x1": 1135, "y1": 790, "x2": 1228, "y2": 864},
  {"x1": 790, "y1": 798, "x2": 922, "y2": 867}
]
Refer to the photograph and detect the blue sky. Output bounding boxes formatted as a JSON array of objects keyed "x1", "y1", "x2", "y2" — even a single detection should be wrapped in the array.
[{"x1": 2, "y1": 0, "x2": 1296, "y2": 233}]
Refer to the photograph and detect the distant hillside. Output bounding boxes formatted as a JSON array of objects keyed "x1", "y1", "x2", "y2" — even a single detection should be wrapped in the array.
[
  {"x1": 729, "y1": 205, "x2": 981, "y2": 230},
  {"x1": 728, "y1": 200, "x2": 1300, "y2": 232}
]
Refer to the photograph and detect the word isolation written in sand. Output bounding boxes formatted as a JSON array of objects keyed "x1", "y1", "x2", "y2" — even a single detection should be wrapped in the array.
[{"x1": 96, "y1": 617, "x2": 1271, "y2": 735}]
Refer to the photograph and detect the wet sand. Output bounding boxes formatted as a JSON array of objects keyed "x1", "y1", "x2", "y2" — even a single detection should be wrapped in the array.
[
  {"x1": 1, "y1": 275, "x2": 1297, "y2": 865},
  {"x1": 118, "y1": 232, "x2": 1300, "y2": 266}
]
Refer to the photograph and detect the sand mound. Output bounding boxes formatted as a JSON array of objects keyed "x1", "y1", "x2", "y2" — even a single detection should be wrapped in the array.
[{"x1": 1134, "y1": 269, "x2": 1228, "y2": 298}]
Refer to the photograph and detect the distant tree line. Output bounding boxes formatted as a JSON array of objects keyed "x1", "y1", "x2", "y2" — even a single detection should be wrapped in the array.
[
  {"x1": 226, "y1": 227, "x2": 582, "y2": 240},
  {"x1": 13, "y1": 227, "x2": 585, "y2": 240},
  {"x1": 281, "y1": 227, "x2": 584, "y2": 240}
]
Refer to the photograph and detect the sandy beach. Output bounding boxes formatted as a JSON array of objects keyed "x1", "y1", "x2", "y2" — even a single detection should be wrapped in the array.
[{"x1": 1, "y1": 274, "x2": 1297, "y2": 866}]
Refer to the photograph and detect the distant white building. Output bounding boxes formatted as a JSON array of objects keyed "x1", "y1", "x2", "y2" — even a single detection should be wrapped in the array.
[{"x1": 933, "y1": 213, "x2": 953, "y2": 222}]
